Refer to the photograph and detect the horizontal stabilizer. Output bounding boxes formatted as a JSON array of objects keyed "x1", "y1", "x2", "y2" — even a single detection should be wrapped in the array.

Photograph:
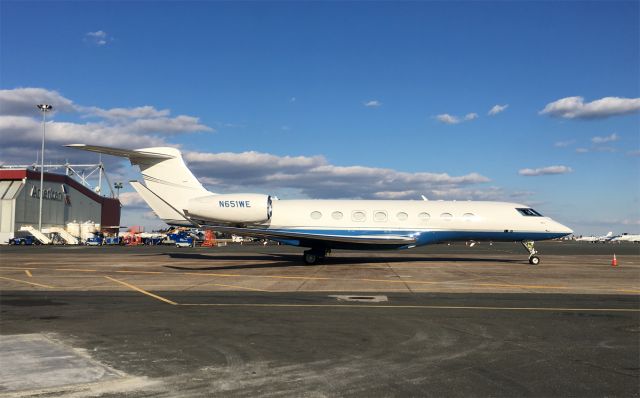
[{"x1": 65, "y1": 144, "x2": 174, "y2": 160}]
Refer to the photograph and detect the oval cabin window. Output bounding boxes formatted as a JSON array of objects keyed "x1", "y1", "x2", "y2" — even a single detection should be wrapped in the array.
[
  {"x1": 374, "y1": 211, "x2": 387, "y2": 222},
  {"x1": 332, "y1": 211, "x2": 343, "y2": 220},
  {"x1": 440, "y1": 213, "x2": 453, "y2": 221},
  {"x1": 418, "y1": 212, "x2": 430, "y2": 222},
  {"x1": 463, "y1": 213, "x2": 475, "y2": 221},
  {"x1": 396, "y1": 212, "x2": 408, "y2": 221},
  {"x1": 352, "y1": 211, "x2": 366, "y2": 222},
  {"x1": 310, "y1": 211, "x2": 322, "y2": 220}
]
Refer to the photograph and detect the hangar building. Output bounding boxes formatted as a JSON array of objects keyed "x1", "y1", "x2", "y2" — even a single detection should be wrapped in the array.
[{"x1": 0, "y1": 168, "x2": 120, "y2": 243}]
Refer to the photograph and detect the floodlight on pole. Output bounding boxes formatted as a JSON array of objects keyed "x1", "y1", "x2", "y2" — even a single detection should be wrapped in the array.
[
  {"x1": 37, "y1": 104, "x2": 53, "y2": 232},
  {"x1": 114, "y1": 182, "x2": 123, "y2": 198}
]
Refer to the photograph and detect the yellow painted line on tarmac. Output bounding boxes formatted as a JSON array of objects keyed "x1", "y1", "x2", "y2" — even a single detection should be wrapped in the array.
[
  {"x1": 55, "y1": 268, "x2": 99, "y2": 273},
  {"x1": 617, "y1": 289, "x2": 640, "y2": 294},
  {"x1": 104, "y1": 276, "x2": 178, "y2": 305},
  {"x1": 204, "y1": 283, "x2": 270, "y2": 292},
  {"x1": 114, "y1": 270, "x2": 165, "y2": 275},
  {"x1": 0, "y1": 276, "x2": 53, "y2": 289},
  {"x1": 178, "y1": 303, "x2": 640, "y2": 312},
  {"x1": 24, "y1": 270, "x2": 32, "y2": 278},
  {"x1": 0, "y1": 266, "x2": 611, "y2": 293},
  {"x1": 473, "y1": 283, "x2": 568, "y2": 290}
]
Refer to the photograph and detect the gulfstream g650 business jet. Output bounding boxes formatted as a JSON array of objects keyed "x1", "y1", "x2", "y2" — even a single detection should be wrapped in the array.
[{"x1": 67, "y1": 144, "x2": 573, "y2": 265}]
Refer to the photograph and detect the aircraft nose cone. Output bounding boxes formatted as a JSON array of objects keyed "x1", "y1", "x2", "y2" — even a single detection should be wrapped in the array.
[{"x1": 558, "y1": 223, "x2": 573, "y2": 235}]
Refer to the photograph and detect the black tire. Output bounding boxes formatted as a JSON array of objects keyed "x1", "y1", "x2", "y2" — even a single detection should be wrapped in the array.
[
  {"x1": 303, "y1": 252, "x2": 318, "y2": 265},
  {"x1": 529, "y1": 255, "x2": 540, "y2": 265}
]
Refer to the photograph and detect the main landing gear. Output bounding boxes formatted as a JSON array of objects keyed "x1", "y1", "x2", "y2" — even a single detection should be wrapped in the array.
[
  {"x1": 521, "y1": 240, "x2": 540, "y2": 265},
  {"x1": 303, "y1": 248, "x2": 330, "y2": 265}
]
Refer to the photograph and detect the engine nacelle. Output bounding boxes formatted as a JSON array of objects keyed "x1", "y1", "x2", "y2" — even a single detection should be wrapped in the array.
[{"x1": 185, "y1": 194, "x2": 272, "y2": 224}]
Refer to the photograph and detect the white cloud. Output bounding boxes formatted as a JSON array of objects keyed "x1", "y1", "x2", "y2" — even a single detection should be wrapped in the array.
[
  {"x1": 0, "y1": 87, "x2": 213, "y2": 165},
  {"x1": 575, "y1": 148, "x2": 589, "y2": 153},
  {"x1": 85, "y1": 30, "x2": 111, "y2": 46},
  {"x1": 86, "y1": 105, "x2": 170, "y2": 120},
  {"x1": 554, "y1": 140, "x2": 575, "y2": 148},
  {"x1": 488, "y1": 104, "x2": 508, "y2": 116},
  {"x1": 119, "y1": 192, "x2": 146, "y2": 207},
  {"x1": 435, "y1": 112, "x2": 478, "y2": 124},
  {"x1": 435, "y1": 114, "x2": 460, "y2": 124},
  {"x1": 184, "y1": 150, "x2": 492, "y2": 200},
  {"x1": 540, "y1": 96, "x2": 640, "y2": 119},
  {"x1": 0, "y1": 87, "x2": 76, "y2": 116},
  {"x1": 464, "y1": 113, "x2": 478, "y2": 121},
  {"x1": 518, "y1": 165, "x2": 573, "y2": 176},
  {"x1": 364, "y1": 100, "x2": 382, "y2": 108},
  {"x1": 591, "y1": 133, "x2": 619, "y2": 144}
]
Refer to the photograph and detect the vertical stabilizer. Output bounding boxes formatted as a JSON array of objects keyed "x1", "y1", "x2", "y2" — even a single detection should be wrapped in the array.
[{"x1": 65, "y1": 144, "x2": 211, "y2": 217}]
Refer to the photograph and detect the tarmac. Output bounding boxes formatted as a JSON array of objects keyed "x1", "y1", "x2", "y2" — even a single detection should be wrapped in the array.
[{"x1": 0, "y1": 241, "x2": 639, "y2": 397}]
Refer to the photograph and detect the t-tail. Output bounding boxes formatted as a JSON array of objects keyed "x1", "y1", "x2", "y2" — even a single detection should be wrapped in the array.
[{"x1": 66, "y1": 144, "x2": 209, "y2": 226}]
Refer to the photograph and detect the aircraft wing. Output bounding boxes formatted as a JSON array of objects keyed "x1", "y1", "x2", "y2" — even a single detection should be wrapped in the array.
[{"x1": 196, "y1": 223, "x2": 416, "y2": 246}]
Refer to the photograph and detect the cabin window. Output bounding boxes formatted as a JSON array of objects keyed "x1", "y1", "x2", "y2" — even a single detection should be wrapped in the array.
[
  {"x1": 462, "y1": 213, "x2": 475, "y2": 221},
  {"x1": 374, "y1": 211, "x2": 388, "y2": 222},
  {"x1": 332, "y1": 211, "x2": 343, "y2": 220},
  {"x1": 396, "y1": 212, "x2": 408, "y2": 221},
  {"x1": 440, "y1": 212, "x2": 453, "y2": 221},
  {"x1": 310, "y1": 211, "x2": 322, "y2": 220},
  {"x1": 516, "y1": 208, "x2": 543, "y2": 217},
  {"x1": 352, "y1": 211, "x2": 366, "y2": 222},
  {"x1": 418, "y1": 212, "x2": 430, "y2": 222}
]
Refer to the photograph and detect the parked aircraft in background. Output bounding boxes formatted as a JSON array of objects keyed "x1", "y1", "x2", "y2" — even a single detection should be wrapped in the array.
[
  {"x1": 67, "y1": 144, "x2": 573, "y2": 265},
  {"x1": 611, "y1": 233, "x2": 640, "y2": 243},
  {"x1": 576, "y1": 232, "x2": 614, "y2": 242}
]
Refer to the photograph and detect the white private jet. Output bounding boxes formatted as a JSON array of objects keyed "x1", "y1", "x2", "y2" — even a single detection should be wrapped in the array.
[
  {"x1": 67, "y1": 144, "x2": 573, "y2": 265},
  {"x1": 576, "y1": 232, "x2": 613, "y2": 242},
  {"x1": 611, "y1": 233, "x2": 640, "y2": 243}
]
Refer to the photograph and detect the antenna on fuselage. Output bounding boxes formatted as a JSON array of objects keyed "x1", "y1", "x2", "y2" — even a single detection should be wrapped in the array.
[{"x1": 421, "y1": 195, "x2": 428, "y2": 201}]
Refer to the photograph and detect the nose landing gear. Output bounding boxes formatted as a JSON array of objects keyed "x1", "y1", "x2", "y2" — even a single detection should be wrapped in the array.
[{"x1": 521, "y1": 241, "x2": 540, "y2": 265}]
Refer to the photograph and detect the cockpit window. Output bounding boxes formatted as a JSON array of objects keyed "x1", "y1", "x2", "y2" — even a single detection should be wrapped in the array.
[{"x1": 516, "y1": 208, "x2": 543, "y2": 217}]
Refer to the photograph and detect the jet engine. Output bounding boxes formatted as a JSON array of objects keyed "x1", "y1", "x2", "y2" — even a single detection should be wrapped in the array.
[{"x1": 185, "y1": 194, "x2": 272, "y2": 224}]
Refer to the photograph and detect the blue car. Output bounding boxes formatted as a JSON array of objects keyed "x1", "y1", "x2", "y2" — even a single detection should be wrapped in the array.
[{"x1": 9, "y1": 236, "x2": 38, "y2": 245}]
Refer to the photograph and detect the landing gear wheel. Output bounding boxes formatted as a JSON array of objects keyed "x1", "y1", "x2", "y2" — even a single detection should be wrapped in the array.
[
  {"x1": 303, "y1": 251, "x2": 318, "y2": 265},
  {"x1": 521, "y1": 240, "x2": 541, "y2": 266}
]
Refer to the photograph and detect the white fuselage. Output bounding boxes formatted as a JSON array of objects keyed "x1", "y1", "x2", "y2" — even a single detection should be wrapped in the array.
[{"x1": 256, "y1": 199, "x2": 572, "y2": 249}]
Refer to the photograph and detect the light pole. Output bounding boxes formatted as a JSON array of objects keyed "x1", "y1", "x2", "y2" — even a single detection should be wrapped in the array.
[
  {"x1": 37, "y1": 104, "x2": 53, "y2": 232},
  {"x1": 114, "y1": 182, "x2": 123, "y2": 198}
]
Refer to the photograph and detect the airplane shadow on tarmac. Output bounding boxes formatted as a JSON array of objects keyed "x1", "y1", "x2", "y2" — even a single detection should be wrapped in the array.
[{"x1": 164, "y1": 252, "x2": 522, "y2": 271}]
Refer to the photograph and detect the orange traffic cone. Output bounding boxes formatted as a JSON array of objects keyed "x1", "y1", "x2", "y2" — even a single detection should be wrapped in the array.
[{"x1": 611, "y1": 254, "x2": 618, "y2": 267}]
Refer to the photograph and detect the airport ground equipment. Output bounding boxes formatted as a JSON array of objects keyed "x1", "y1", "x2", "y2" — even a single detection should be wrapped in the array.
[
  {"x1": 8, "y1": 235, "x2": 38, "y2": 245},
  {"x1": 104, "y1": 236, "x2": 121, "y2": 245},
  {"x1": 201, "y1": 229, "x2": 217, "y2": 247},
  {"x1": 67, "y1": 144, "x2": 574, "y2": 265},
  {"x1": 85, "y1": 234, "x2": 104, "y2": 246},
  {"x1": 18, "y1": 226, "x2": 52, "y2": 245},
  {"x1": 168, "y1": 231, "x2": 194, "y2": 247},
  {"x1": 43, "y1": 227, "x2": 79, "y2": 245}
]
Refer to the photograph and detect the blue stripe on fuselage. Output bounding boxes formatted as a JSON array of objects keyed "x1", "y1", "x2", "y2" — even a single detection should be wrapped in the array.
[{"x1": 265, "y1": 228, "x2": 568, "y2": 248}]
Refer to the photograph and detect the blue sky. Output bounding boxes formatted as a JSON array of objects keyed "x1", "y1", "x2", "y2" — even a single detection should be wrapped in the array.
[{"x1": 1, "y1": 1, "x2": 639, "y2": 235}]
